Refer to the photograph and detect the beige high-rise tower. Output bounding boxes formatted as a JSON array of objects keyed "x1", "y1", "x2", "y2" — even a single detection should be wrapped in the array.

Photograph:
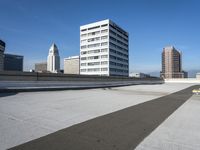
[{"x1": 161, "y1": 46, "x2": 186, "y2": 78}]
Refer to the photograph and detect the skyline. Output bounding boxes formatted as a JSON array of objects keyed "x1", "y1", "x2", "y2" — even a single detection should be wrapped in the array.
[{"x1": 0, "y1": 0, "x2": 200, "y2": 76}]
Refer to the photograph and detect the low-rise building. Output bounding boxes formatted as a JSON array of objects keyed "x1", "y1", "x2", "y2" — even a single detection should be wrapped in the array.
[
  {"x1": 64, "y1": 56, "x2": 80, "y2": 74},
  {"x1": 196, "y1": 73, "x2": 200, "y2": 79},
  {"x1": 129, "y1": 72, "x2": 150, "y2": 78},
  {"x1": 35, "y1": 62, "x2": 47, "y2": 73},
  {"x1": 182, "y1": 71, "x2": 188, "y2": 78}
]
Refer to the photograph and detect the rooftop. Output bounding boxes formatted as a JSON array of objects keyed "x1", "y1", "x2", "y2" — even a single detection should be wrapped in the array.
[{"x1": 1, "y1": 83, "x2": 199, "y2": 150}]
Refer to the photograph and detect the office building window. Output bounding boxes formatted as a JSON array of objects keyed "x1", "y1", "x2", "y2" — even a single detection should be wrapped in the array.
[
  {"x1": 88, "y1": 68, "x2": 100, "y2": 72},
  {"x1": 101, "y1": 68, "x2": 108, "y2": 71},
  {"x1": 101, "y1": 29, "x2": 108, "y2": 33},
  {"x1": 81, "y1": 63, "x2": 86, "y2": 66},
  {"x1": 88, "y1": 26, "x2": 100, "y2": 30},
  {"x1": 101, "y1": 24, "x2": 108, "y2": 27},
  {"x1": 81, "y1": 57, "x2": 87, "y2": 60},
  {"x1": 81, "y1": 45, "x2": 87, "y2": 49},
  {"x1": 81, "y1": 69, "x2": 87, "y2": 72},
  {"x1": 101, "y1": 61, "x2": 108, "y2": 65},
  {"x1": 81, "y1": 29, "x2": 87, "y2": 32},
  {"x1": 81, "y1": 34, "x2": 87, "y2": 37},
  {"x1": 101, "y1": 36, "x2": 108, "y2": 40},
  {"x1": 81, "y1": 51, "x2": 87, "y2": 55},
  {"x1": 88, "y1": 62, "x2": 100, "y2": 66},
  {"x1": 81, "y1": 39, "x2": 87, "y2": 43},
  {"x1": 101, "y1": 48, "x2": 108, "y2": 52},
  {"x1": 88, "y1": 37, "x2": 100, "y2": 42},
  {"x1": 101, "y1": 55, "x2": 108, "y2": 58},
  {"x1": 88, "y1": 49, "x2": 100, "y2": 54},
  {"x1": 88, "y1": 43, "x2": 100, "y2": 48},
  {"x1": 88, "y1": 56, "x2": 99, "y2": 60},
  {"x1": 88, "y1": 31, "x2": 100, "y2": 36},
  {"x1": 101, "y1": 42, "x2": 108, "y2": 46}
]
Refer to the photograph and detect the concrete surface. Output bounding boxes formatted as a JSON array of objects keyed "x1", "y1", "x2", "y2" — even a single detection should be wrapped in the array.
[
  {"x1": 136, "y1": 94, "x2": 200, "y2": 150},
  {"x1": 0, "y1": 80, "x2": 163, "y2": 92},
  {"x1": 0, "y1": 83, "x2": 197, "y2": 150},
  {"x1": 165, "y1": 78, "x2": 200, "y2": 84},
  {"x1": 9, "y1": 85, "x2": 199, "y2": 150}
]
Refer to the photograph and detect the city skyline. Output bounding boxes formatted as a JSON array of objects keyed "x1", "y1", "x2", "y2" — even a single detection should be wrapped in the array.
[{"x1": 1, "y1": 0, "x2": 200, "y2": 76}]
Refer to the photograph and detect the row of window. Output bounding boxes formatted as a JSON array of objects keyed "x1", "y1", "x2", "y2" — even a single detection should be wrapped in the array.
[
  {"x1": 81, "y1": 29, "x2": 108, "y2": 37},
  {"x1": 81, "y1": 54, "x2": 128, "y2": 63},
  {"x1": 81, "y1": 55, "x2": 108, "y2": 60},
  {"x1": 81, "y1": 67, "x2": 108, "y2": 72},
  {"x1": 109, "y1": 24, "x2": 128, "y2": 38},
  {"x1": 81, "y1": 42, "x2": 108, "y2": 49},
  {"x1": 110, "y1": 30, "x2": 128, "y2": 43},
  {"x1": 110, "y1": 55, "x2": 128, "y2": 63},
  {"x1": 81, "y1": 48, "x2": 108, "y2": 55},
  {"x1": 81, "y1": 36, "x2": 108, "y2": 43},
  {"x1": 110, "y1": 68, "x2": 129, "y2": 73},
  {"x1": 110, "y1": 42, "x2": 128, "y2": 53},
  {"x1": 110, "y1": 61, "x2": 128, "y2": 68},
  {"x1": 81, "y1": 24, "x2": 108, "y2": 32},
  {"x1": 110, "y1": 48, "x2": 128, "y2": 58},
  {"x1": 109, "y1": 36, "x2": 128, "y2": 48},
  {"x1": 81, "y1": 61, "x2": 108, "y2": 66}
]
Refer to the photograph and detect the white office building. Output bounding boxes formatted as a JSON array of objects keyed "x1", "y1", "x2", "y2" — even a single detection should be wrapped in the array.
[
  {"x1": 47, "y1": 43, "x2": 60, "y2": 73},
  {"x1": 80, "y1": 19, "x2": 129, "y2": 76}
]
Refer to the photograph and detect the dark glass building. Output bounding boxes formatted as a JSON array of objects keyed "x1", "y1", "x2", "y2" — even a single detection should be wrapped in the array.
[
  {"x1": 4, "y1": 54, "x2": 23, "y2": 71},
  {"x1": 0, "y1": 40, "x2": 6, "y2": 71}
]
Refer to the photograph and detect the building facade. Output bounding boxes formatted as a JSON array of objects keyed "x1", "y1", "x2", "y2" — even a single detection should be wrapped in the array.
[
  {"x1": 4, "y1": 54, "x2": 23, "y2": 71},
  {"x1": 35, "y1": 62, "x2": 47, "y2": 73},
  {"x1": 161, "y1": 46, "x2": 186, "y2": 78},
  {"x1": 196, "y1": 73, "x2": 200, "y2": 79},
  {"x1": 64, "y1": 56, "x2": 80, "y2": 74},
  {"x1": 0, "y1": 40, "x2": 5, "y2": 71},
  {"x1": 80, "y1": 19, "x2": 129, "y2": 76},
  {"x1": 47, "y1": 43, "x2": 60, "y2": 73},
  {"x1": 129, "y1": 72, "x2": 150, "y2": 78}
]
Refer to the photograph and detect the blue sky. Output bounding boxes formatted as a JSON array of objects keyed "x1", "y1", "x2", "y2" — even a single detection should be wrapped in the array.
[{"x1": 0, "y1": 0, "x2": 200, "y2": 74}]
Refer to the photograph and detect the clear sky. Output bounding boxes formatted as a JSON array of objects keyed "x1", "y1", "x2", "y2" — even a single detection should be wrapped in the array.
[{"x1": 0, "y1": 0, "x2": 200, "y2": 74}]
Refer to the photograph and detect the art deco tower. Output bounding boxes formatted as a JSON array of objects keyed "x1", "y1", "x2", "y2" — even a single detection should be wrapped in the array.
[{"x1": 47, "y1": 43, "x2": 60, "y2": 73}]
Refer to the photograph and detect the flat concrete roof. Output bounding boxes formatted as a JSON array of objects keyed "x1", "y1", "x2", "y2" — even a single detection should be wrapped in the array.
[{"x1": 0, "y1": 83, "x2": 199, "y2": 149}]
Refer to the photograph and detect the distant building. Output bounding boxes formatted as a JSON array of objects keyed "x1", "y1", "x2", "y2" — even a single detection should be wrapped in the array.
[
  {"x1": 35, "y1": 62, "x2": 47, "y2": 73},
  {"x1": 0, "y1": 40, "x2": 6, "y2": 71},
  {"x1": 129, "y1": 72, "x2": 150, "y2": 78},
  {"x1": 64, "y1": 56, "x2": 80, "y2": 74},
  {"x1": 80, "y1": 19, "x2": 129, "y2": 76},
  {"x1": 196, "y1": 73, "x2": 200, "y2": 79},
  {"x1": 4, "y1": 54, "x2": 23, "y2": 71},
  {"x1": 182, "y1": 71, "x2": 188, "y2": 78},
  {"x1": 160, "y1": 46, "x2": 187, "y2": 78},
  {"x1": 47, "y1": 43, "x2": 60, "y2": 73}
]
